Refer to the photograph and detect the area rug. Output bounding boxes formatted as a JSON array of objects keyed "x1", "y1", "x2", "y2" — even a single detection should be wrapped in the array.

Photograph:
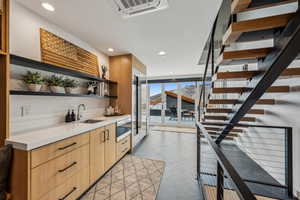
[
  {"x1": 81, "y1": 155, "x2": 165, "y2": 200},
  {"x1": 151, "y1": 126, "x2": 196, "y2": 134}
]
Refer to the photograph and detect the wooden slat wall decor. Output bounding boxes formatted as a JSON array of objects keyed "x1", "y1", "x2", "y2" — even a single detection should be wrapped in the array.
[
  {"x1": 40, "y1": 29, "x2": 100, "y2": 77},
  {"x1": 0, "y1": 0, "x2": 9, "y2": 147}
]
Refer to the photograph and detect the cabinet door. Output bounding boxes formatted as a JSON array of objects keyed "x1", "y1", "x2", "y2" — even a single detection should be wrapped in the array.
[
  {"x1": 90, "y1": 128, "x2": 105, "y2": 184},
  {"x1": 104, "y1": 123, "x2": 116, "y2": 170}
]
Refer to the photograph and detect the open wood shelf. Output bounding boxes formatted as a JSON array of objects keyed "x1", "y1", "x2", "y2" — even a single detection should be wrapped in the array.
[
  {"x1": 10, "y1": 90, "x2": 117, "y2": 99},
  {"x1": 10, "y1": 54, "x2": 117, "y2": 84}
]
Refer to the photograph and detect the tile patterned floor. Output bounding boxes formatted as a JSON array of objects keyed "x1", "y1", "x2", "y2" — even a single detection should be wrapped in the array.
[{"x1": 81, "y1": 155, "x2": 165, "y2": 200}]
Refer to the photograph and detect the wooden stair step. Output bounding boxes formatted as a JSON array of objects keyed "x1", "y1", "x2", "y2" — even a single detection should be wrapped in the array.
[
  {"x1": 204, "y1": 126, "x2": 244, "y2": 133},
  {"x1": 266, "y1": 86, "x2": 290, "y2": 92},
  {"x1": 204, "y1": 115, "x2": 256, "y2": 122},
  {"x1": 232, "y1": 0, "x2": 297, "y2": 14},
  {"x1": 216, "y1": 48, "x2": 272, "y2": 66},
  {"x1": 206, "y1": 108, "x2": 264, "y2": 114},
  {"x1": 212, "y1": 86, "x2": 289, "y2": 94},
  {"x1": 200, "y1": 134, "x2": 234, "y2": 140},
  {"x1": 281, "y1": 68, "x2": 300, "y2": 76},
  {"x1": 208, "y1": 99, "x2": 238, "y2": 104},
  {"x1": 212, "y1": 87, "x2": 250, "y2": 94},
  {"x1": 208, "y1": 98, "x2": 275, "y2": 105},
  {"x1": 223, "y1": 13, "x2": 294, "y2": 45},
  {"x1": 208, "y1": 131, "x2": 239, "y2": 137},
  {"x1": 213, "y1": 70, "x2": 263, "y2": 81},
  {"x1": 213, "y1": 68, "x2": 300, "y2": 81}
]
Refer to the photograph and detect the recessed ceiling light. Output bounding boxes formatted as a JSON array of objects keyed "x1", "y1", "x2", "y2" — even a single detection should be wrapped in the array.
[
  {"x1": 42, "y1": 2, "x2": 55, "y2": 12},
  {"x1": 158, "y1": 51, "x2": 166, "y2": 56},
  {"x1": 108, "y1": 48, "x2": 114, "y2": 52}
]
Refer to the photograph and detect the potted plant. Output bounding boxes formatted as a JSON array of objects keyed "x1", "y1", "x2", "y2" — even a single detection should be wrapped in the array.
[
  {"x1": 46, "y1": 75, "x2": 64, "y2": 93},
  {"x1": 63, "y1": 78, "x2": 79, "y2": 94},
  {"x1": 22, "y1": 71, "x2": 44, "y2": 92}
]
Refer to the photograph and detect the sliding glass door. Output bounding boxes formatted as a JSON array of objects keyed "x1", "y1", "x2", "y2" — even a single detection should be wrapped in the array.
[{"x1": 148, "y1": 81, "x2": 200, "y2": 127}]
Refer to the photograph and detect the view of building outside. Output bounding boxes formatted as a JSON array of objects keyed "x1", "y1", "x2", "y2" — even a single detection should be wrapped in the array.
[{"x1": 148, "y1": 81, "x2": 211, "y2": 127}]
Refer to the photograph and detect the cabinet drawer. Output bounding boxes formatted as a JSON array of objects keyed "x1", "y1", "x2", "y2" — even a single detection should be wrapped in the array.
[
  {"x1": 31, "y1": 133, "x2": 90, "y2": 168},
  {"x1": 116, "y1": 136, "x2": 130, "y2": 160},
  {"x1": 38, "y1": 167, "x2": 89, "y2": 200},
  {"x1": 31, "y1": 144, "x2": 89, "y2": 200}
]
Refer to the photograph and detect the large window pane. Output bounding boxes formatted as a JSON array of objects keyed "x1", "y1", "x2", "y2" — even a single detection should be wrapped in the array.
[
  {"x1": 165, "y1": 83, "x2": 178, "y2": 124},
  {"x1": 149, "y1": 84, "x2": 162, "y2": 124},
  {"x1": 180, "y1": 82, "x2": 197, "y2": 126}
]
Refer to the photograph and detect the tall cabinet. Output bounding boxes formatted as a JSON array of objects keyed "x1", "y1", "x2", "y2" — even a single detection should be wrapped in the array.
[
  {"x1": 0, "y1": 0, "x2": 9, "y2": 147},
  {"x1": 109, "y1": 54, "x2": 147, "y2": 115},
  {"x1": 109, "y1": 54, "x2": 148, "y2": 147}
]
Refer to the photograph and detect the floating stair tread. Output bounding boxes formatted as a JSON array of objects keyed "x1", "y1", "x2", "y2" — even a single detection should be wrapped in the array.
[
  {"x1": 223, "y1": 13, "x2": 294, "y2": 45},
  {"x1": 216, "y1": 48, "x2": 272, "y2": 66},
  {"x1": 204, "y1": 115, "x2": 256, "y2": 122},
  {"x1": 281, "y1": 67, "x2": 300, "y2": 76},
  {"x1": 233, "y1": 0, "x2": 297, "y2": 14},
  {"x1": 212, "y1": 86, "x2": 289, "y2": 94},
  {"x1": 208, "y1": 99, "x2": 238, "y2": 104},
  {"x1": 212, "y1": 87, "x2": 250, "y2": 94},
  {"x1": 209, "y1": 98, "x2": 275, "y2": 105},
  {"x1": 206, "y1": 108, "x2": 264, "y2": 114},
  {"x1": 204, "y1": 126, "x2": 244, "y2": 133},
  {"x1": 213, "y1": 68, "x2": 300, "y2": 81},
  {"x1": 266, "y1": 86, "x2": 290, "y2": 93},
  {"x1": 213, "y1": 70, "x2": 263, "y2": 81},
  {"x1": 208, "y1": 131, "x2": 239, "y2": 137}
]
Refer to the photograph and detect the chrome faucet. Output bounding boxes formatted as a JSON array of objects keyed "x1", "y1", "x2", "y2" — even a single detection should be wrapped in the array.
[{"x1": 77, "y1": 104, "x2": 86, "y2": 121}]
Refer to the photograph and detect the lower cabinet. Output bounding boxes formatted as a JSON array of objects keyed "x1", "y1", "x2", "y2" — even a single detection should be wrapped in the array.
[
  {"x1": 104, "y1": 123, "x2": 116, "y2": 171},
  {"x1": 10, "y1": 122, "x2": 130, "y2": 200},
  {"x1": 116, "y1": 135, "x2": 131, "y2": 161},
  {"x1": 90, "y1": 127, "x2": 105, "y2": 184}
]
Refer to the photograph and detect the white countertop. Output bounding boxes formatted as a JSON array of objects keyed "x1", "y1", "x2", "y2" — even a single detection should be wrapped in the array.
[{"x1": 6, "y1": 115, "x2": 131, "y2": 151}]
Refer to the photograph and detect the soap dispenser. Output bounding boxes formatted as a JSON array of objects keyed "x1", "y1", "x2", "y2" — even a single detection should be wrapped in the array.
[
  {"x1": 71, "y1": 110, "x2": 76, "y2": 121},
  {"x1": 65, "y1": 110, "x2": 72, "y2": 123}
]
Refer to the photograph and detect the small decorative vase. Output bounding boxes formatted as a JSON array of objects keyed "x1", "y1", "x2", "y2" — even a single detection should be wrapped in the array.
[
  {"x1": 50, "y1": 86, "x2": 64, "y2": 93},
  {"x1": 27, "y1": 84, "x2": 42, "y2": 92},
  {"x1": 65, "y1": 87, "x2": 73, "y2": 94}
]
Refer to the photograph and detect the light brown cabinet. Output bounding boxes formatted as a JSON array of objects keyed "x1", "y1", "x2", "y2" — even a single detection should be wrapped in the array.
[
  {"x1": 10, "y1": 122, "x2": 129, "y2": 200},
  {"x1": 104, "y1": 123, "x2": 116, "y2": 170},
  {"x1": 116, "y1": 135, "x2": 131, "y2": 161},
  {"x1": 90, "y1": 127, "x2": 105, "y2": 183}
]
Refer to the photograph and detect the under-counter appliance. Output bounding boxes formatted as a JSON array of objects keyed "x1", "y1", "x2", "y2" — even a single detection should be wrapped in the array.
[{"x1": 116, "y1": 118, "x2": 132, "y2": 142}]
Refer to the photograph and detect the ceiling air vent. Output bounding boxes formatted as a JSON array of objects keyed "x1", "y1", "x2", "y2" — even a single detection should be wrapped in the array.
[{"x1": 113, "y1": 0, "x2": 169, "y2": 18}]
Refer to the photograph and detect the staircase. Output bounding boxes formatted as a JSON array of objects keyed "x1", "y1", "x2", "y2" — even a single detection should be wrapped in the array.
[{"x1": 197, "y1": 0, "x2": 300, "y2": 199}]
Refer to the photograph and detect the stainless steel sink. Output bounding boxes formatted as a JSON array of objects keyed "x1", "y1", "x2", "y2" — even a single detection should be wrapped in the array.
[{"x1": 81, "y1": 119, "x2": 104, "y2": 124}]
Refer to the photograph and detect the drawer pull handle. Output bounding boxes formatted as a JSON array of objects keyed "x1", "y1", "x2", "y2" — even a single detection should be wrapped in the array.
[
  {"x1": 122, "y1": 140, "x2": 127, "y2": 145},
  {"x1": 58, "y1": 142, "x2": 77, "y2": 150},
  {"x1": 58, "y1": 162, "x2": 77, "y2": 173},
  {"x1": 58, "y1": 187, "x2": 77, "y2": 200}
]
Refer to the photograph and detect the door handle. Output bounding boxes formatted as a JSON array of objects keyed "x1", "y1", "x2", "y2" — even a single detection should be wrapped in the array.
[
  {"x1": 106, "y1": 130, "x2": 110, "y2": 141},
  {"x1": 101, "y1": 130, "x2": 106, "y2": 143},
  {"x1": 58, "y1": 142, "x2": 77, "y2": 151},
  {"x1": 58, "y1": 162, "x2": 77, "y2": 173},
  {"x1": 58, "y1": 187, "x2": 77, "y2": 200}
]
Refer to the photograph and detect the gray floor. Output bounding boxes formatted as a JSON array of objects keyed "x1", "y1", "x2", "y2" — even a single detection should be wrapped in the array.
[{"x1": 133, "y1": 130, "x2": 203, "y2": 200}]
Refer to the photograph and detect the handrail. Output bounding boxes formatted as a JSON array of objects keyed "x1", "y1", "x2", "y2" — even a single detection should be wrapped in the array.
[{"x1": 196, "y1": 121, "x2": 257, "y2": 200}]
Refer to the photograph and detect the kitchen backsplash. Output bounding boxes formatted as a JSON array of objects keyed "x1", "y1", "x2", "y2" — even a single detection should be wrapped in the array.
[{"x1": 10, "y1": 95, "x2": 109, "y2": 135}]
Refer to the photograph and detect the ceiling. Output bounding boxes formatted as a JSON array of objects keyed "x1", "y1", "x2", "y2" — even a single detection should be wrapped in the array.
[{"x1": 16, "y1": 0, "x2": 222, "y2": 77}]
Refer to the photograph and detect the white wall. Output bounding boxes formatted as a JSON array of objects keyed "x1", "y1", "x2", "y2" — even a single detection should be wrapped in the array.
[{"x1": 9, "y1": 0, "x2": 110, "y2": 134}]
